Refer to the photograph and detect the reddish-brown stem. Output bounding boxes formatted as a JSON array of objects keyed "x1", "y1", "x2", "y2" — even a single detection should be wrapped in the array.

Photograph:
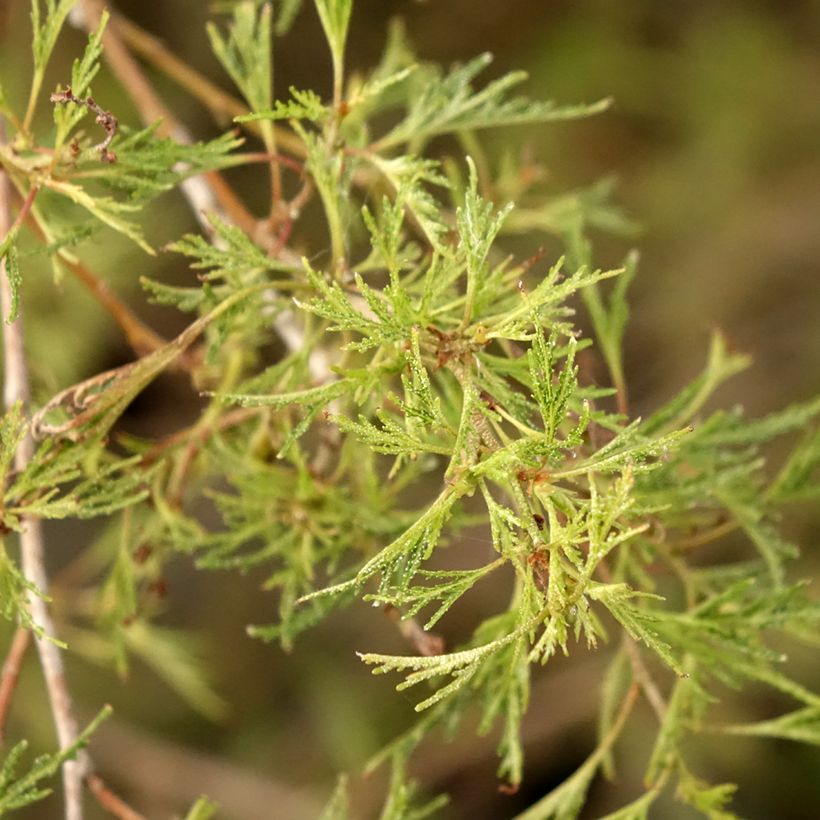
[
  {"x1": 0, "y1": 627, "x2": 31, "y2": 745},
  {"x1": 22, "y1": 206, "x2": 167, "y2": 358},
  {"x1": 138, "y1": 407, "x2": 261, "y2": 468},
  {"x1": 673, "y1": 519, "x2": 739, "y2": 552},
  {"x1": 7, "y1": 184, "x2": 39, "y2": 236},
  {"x1": 383, "y1": 605, "x2": 445, "y2": 657},
  {"x1": 86, "y1": 773, "x2": 147, "y2": 820},
  {"x1": 615, "y1": 382, "x2": 629, "y2": 417},
  {"x1": 202, "y1": 170, "x2": 258, "y2": 238}
]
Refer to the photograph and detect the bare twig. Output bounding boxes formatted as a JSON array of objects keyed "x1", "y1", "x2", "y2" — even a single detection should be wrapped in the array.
[
  {"x1": 0, "y1": 627, "x2": 30, "y2": 745},
  {"x1": 50, "y1": 88, "x2": 118, "y2": 163},
  {"x1": 21, "y1": 205, "x2": 167, "y2": 358},
  {"x1": 86, "y1": 773, "x2": 147, "y2": 820},
  {"x1": 1, "y1": 119, "x2": 87, "y2": 819},
  {"x1": 383, "y1": 605, "x2": 445, "y2": 657}
]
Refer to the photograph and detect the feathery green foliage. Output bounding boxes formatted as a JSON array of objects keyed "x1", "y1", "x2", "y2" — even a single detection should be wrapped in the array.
[
  {"x1": 0, "y1": 0, "x2": 817, "y2": 817},
  {"x1": 0, "y1": 708, "x2": 110, "y2": 815}
]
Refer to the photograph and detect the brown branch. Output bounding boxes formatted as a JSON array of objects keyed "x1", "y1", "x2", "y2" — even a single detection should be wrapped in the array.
[
  {"x1": 0, "y1": 627, "x2": 30, "y2": 745},
  {"x1": 6, "y1": 184, "x2": 38, "y2": 237},
  {"x1": 1, "y1": 120, "x2": 88, "y2": 819},
  {"x1": 22, "y1": 205, "x2": 166, "y2": 358},
  {"x1": 138, "y1": 407, "x2": 260, "y2": 468},
  {"x1": 86, "y1": 773, "x2": 146, "y2": 820},
  {"x1": 383, "y1": 605, "x2": 445, "y2": 657},
  {"x1": 673, "y1": 519, "x2": 739, "y2": 552}
]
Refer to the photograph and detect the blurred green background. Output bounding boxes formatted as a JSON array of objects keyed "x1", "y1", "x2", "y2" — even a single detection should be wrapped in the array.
[{"x1": 1, "y1": 1, "x2": 819, "y2": 818}]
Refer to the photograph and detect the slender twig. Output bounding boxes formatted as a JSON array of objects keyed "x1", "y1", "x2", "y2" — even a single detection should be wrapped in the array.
[
  {"x1": 86, "y1": 773, "x2": 147, "y2": 820},
  {"x1": 1, "y1": 120, "x2": 87, "y2": 820},
  {"x1": 21, "y1": 204, "x2": 167, "y2": 358},
  {"x1": 138, "y1": 407, "x2": 261, "y2": 468},
  {"x1": 0, "y1": 627, "x2": 30, "y2": 745},
  {"x1": 621, "y1": 633, "x2": 667, "y2": 721},
  {"x1": 673, "y1": 519, "x2": 739, "y2": 552},
  {"x1": 383, "y1": 605, "x2": 445, "y2": 657},
  {"x1": 597, "y1": 560, "x2": 667, "y2": 721},
  {"x1": 6, "y1": 184, "x2": 39, "y2": 237},
  {"x1": 50, "y1": 89, "x2": 119, "y2": 163}
]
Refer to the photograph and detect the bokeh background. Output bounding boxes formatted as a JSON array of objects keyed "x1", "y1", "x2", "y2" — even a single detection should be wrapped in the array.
[{"x1": 1, "y1": 0, "x2": 819, "y2": 817}]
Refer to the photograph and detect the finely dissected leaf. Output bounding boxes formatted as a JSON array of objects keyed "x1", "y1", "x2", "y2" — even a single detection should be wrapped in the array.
[
  {"x1": 590, "y1": 583, "x2": 682, "y2": 675},
  {"x1": 375, "y1": 53, "x2": 610, "y2": 150},
  {"x1": 358, "y1": 614, "x2": 537, "y2": 713},
  {"x1": 207, "y1": 2, "x2": 272, "y2": 114},
  {"x1": 769, "y1": 427, "x2": 820, "y2": 502},
  {"x1": 642, "y1": 331, "x2": 751, "y2": 435},
  {"x1": 3, "y1": 3, "x2": 819, "y2": 818},
  {"x1": 675, "y1": 764, "x2": 739, "y2": 820},
  {"x1": 220, "y1": 378, "x2": 351, "y2": 409},
  {"x1": 369, "y1": 558, "x2": 505, "y2": 629},
  {"x1": 0, "y1": 706, "x2": 110, "y2": 814},
  {"x1": 44, "y1": 178, "x2": 154, "y2": 254},
  {"x1": 377, "y1": 753, "x2": 449, "y2": 820},
  {"x1": 76, "y1": 126, "x2": 244, "y2": 203},
  {"x1": 0, "y1": 238, "x2": 20, "y2": 324},
  {"x1": 30, "y1": 0, "x2": 75, "y2": 74},
  {"x1": 367, "y1": 154, "x2": 451, "y2": 251},
  {"x1": 235, "y1": 86, "x2": 327, "y2": 123},
  {"x1": 720, "y1": 706, "x2": 820, "y2": 746},
  {"x1": 0, "y1": 543, "x2": 45, "y2": 637},
  {"x1": 182, "y1": 797, "x2": 220, "y2": 820},
  {"x1": 314, "y1": 0, "x2": 353, "y2": 87}
]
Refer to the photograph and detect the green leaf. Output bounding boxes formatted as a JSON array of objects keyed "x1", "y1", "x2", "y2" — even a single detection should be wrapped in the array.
[
  {"x1": 590, "y1": 583, "x2": 683, "y2": 675},
  {"x1": 318, "y1": 775, "x2": 351, "y2": 820},
  {"x1": 30, "y1": 0, "x2": 74, "y2": 73},
  {"x1": 207, "y1": 2, "x2": 272, "y2": 114},
  {"x1": 182, "y1": 796, "x2": 220, "y2": 820},
  {"x1": 44, "y1": 179, "x2": 154, "y2": 254},
  {"x1": 28, "y1": 287, "x2": 262, "y2": 443},
  {"x1": 0, "y1": 543, "x2": 46, "y2": 638},
  {"x1": 0, "y1": 237, "x2": 21, "y2": 324},
  {"x1": 375, "y1": 53, "x2": 610, "y2": 151},
  {"x1": 235, "y1": 86, "x2": 327, "y2": 123},
  {"x1": 220, "y1": 378, "x2": 351, "y2": 409},
  {"x1": 675, "y1": 764, "x2": 739, "y2": 820},
  {"x1": 358, "y1": 614, "x2": 536, "y2": 712},
  {"x1": 314, "y1": 0, "x2": 353, "y2": 96},
  {"x1": 0, "y1": 706, "x2": 110, "y2": 814},
  {"x1": 720, "y1": 706, "x2": 820, "y2": 746}
]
